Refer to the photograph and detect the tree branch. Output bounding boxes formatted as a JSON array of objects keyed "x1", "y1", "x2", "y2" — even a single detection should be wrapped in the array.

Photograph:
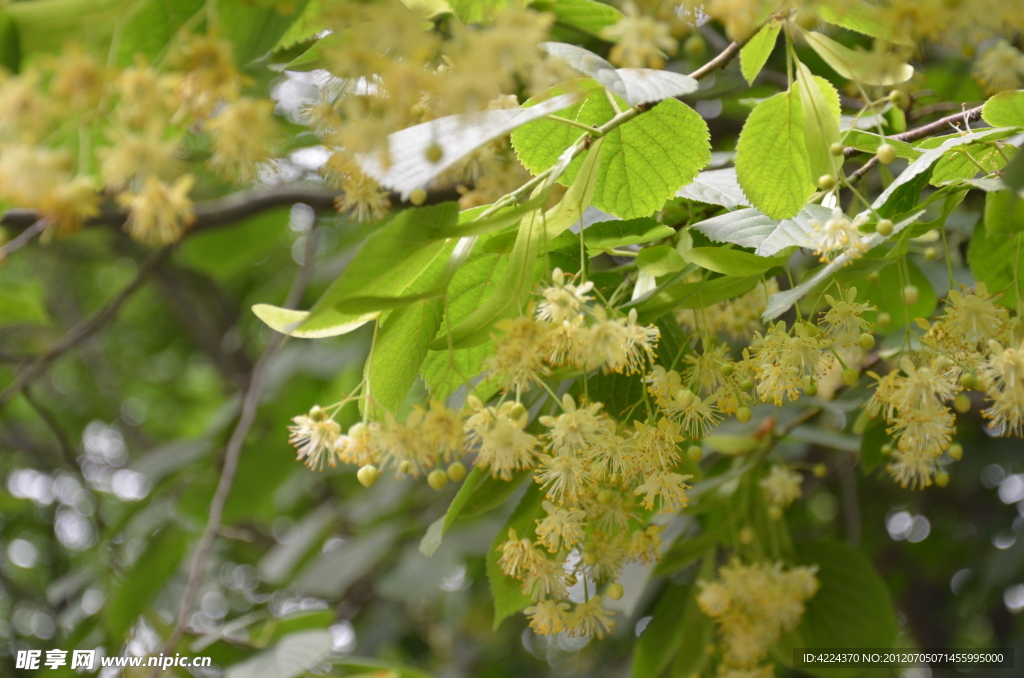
[
  {"x1": 0, "y1": 246, "x2": 171, "y2": 410},
  {"x1": 157, "y1": 219, "x2": 318, "y2": 665},
  {"x1": 845, "y1": 104, "x2": 986, "y2": 183},
  {"x1": 0, "y1": 184, "x2": 462, "y2": 237},
  {"x1": 21, "y1": 387, "x2": 78, "y2": 468}
]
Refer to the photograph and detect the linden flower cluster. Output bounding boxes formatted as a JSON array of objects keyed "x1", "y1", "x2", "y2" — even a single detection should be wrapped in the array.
[
  {"x1": 696, "y1": 559, "x2": 820, "y2": 669},
  {"x1": 864, "y1": 283, "x2": 1023, "y2": 489},
  {"x1": 0, "y1": 35, "x2": 279, "y2": 244},
  {"x1": 301, "y1": 0, "x2": 573, "y2": 221},
  {"x1": 807, "y1": 207, "x2": 870, "y2": 263}
]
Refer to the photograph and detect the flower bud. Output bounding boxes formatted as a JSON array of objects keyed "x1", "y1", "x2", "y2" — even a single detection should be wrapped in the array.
[
  {"x1": 858, "y1": 333, "x2": 875, "y2": 350},
  {"x1": 841, "y1": 368, "x2": 859, "y2": 386},
  {"x1": 427, "y1": 469, "x2": 449, "y2": 490},
  {"x1": 736, "y1": 407, "x2": 752, "y2": 423},
  {"x1": 606, "y1": 582, "x2": 624, "y2": 600},
  {"x1": 948, "y1": 443, "x2": 963, "y2": 461},
  {"x1": 876, "y1": 219, "x2": 894, "y2": 237},
  {"x1": 410, "y1": 188, "x2": 428, "y2": 206},
  {"x1": 818, "y1": 174, "x2": 837, "y2": 191},
  {"x1": 876, "y1": 143, "x2": 897, "y2": 165},
  {"x1": 902, "y1": 285, "x2": 919, "y2": 305},
  {"x1": 357, "y1": 464, "x2": 379, "y2": 488},
  {"x1": 687, "y1": 444, "x2": 703, "y2": 462},
  {"x1": 447, "y1": 461, "x2": 467, "y2": 482}
]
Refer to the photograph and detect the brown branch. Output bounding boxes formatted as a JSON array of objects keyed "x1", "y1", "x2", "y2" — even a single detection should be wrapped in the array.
[
  {"x1": 689, "y1": 40, "x2": 742, "y2": 81},
  {"x1": 890, "y1": 105, "x2": 984, "y2": 143},
  {"x1": 0, "y1": 218, "x2": 47, "y2": 260},
  {"x1": 0, "y1": 183, "x2": 462, "y2": 237},
  {"x1": 157, "y1": 218, "x2": 318, "y2": 665},
  {"x1": 0, "y1": 247, "x2": 171, "y2": 410},
  {"x1": 844, "y1": 105, "x2": 986, "y2": 183}
]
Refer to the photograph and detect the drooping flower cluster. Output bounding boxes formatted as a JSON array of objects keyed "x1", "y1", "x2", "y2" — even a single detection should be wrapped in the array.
[
  {"x1": 0, "y1": 35, "x2": 278, "y2": 244},
  {"x1": 865, "y1": 283, "x2": 1022, "y2": 489},
  {"x1": 696, "y1": 559, "x2": 820, "y2": 668}
]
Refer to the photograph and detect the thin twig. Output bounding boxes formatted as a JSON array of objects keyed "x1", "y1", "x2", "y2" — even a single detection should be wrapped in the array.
[
  {"x1": 0, "y1": 247, "x2": 172, "y2": 411},
  {"x1": 0, "y1": 218, "x2": 48, "y2": 260},
  {"x1": 21, "y1": 387, "x2": 78, "y2": 468},
  {"x1": 157, "y1": 220, "x2": 318, "y2": 664},
  {"x1": 890, "y1": 105, "x2": 983, "y2": 143},
  {"x1": 689, "y1": 40, "x2": 742, "y2": 81}
]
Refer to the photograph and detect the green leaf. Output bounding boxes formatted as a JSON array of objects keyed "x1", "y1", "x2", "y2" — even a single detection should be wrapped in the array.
[
  {"x1": 1003, "y1": 141, "x2": 1024, "y2": 193},
  {"x1": 795, "y1": 63, "x2": 842, "y2": 180},
  {"x1": 923, "y1": 137, "x2": 1016, "y2": 187},
  {"x1": 800, "y1": 29, "x2": 914, "y2": 86},
  {"x1": 447, "y1": 0, "x2": 510, "y2": 23},
  {"x1": 634, "y1": 275, "x2": 761, "y2": 323},
  {"x1": 546, "y1": 0, "x2": 622, "y2": 35},
  {"x1": 6, "y1": 0, "x2": 126, "y2": 59},
  {"x1": 872, "y1": 128, "x2": 1016, "y2": 213},
  {"x1": 583, "y1": 217, "x2": 674, "y2": 251},
  {"x1": 633, "y1": 556, "x2": 715, "y2": 678},
  {"x1": 274, "y1": 0, "x2": 327, "y2": 51},
  {"x1": 653, "y1": 528, "x2": 722, "y2": 576},
  {"x1": 0, "y1": 9, "x2": 19, "y2": 71},
  {"x1": 740, "y1": 20, "x2": 780, "y2": 84},
  {"x1": 333, "y1": 656, "x2": 433, "y2": 678},
  {"x1": 982, "y1": 90, "x2": 1024, "y2": 128},
  {"x1": 637, "y1": 244, "x2": 687, "y2": 276},
  {"x1": 420, "y1": 247, "x2": 510, "y2": 400},
  {"x1": 487, "y1": 482, "x2": 545, "y2": 630},
  {"x1": 735, "y1": 90, "x2": 814, "y2": 219},
  {"x1": 848, "y1": 258, "x2": 937, "y2": 328},
  {"x1": 366, "y1": 299, "x2": 443, "y2": 416},
  {"x1": 430, "y1": 140, "x2": 604, "y2": 349},
  {"x1": 420, "y1": 466, "x2": 490, "y2": 556},
  {"x1": 969, "y1": 227, "x2": 1024, "y2": 308},
  {"x1": 675, "y1": 168, "x2": 750, "y2": 209},
  {"x1": 177, "y1": 206, "x2": 291, "y2": 279},
  {"x1": 219, "y1": 0, "x2": 312, "y2": 64},
  {"x1": 303, "y1": 203, "x2": 457, "y2": 330},
  {"x1": 777, "y1": 541, "x2": 898, "y2": 677},
  {"x1": 541, "y1": 43, "x2": 699, "y2": 106},
  {"x1": 762, "y1": 211, "x2": 925, "y2": 321},
  {"x1": 513, "y1": 80, "x2": 711, "y2": 219},
  {"x1": 841, "y1": 130, "x2": 919, "y2": 160},
  {"x1": 683, "y1": 246, "x2": 789, "y2": 277},
  {"x1": 420, "y1": 467, "x2": 531, "y2": 555},
  {"x1": 252, "y1": 304, "x2": 376, "y2": 338},
  {"x1": 106, "y1": 525, "x2": 189, "y2": 641},
  {"x1": 818, "y1": 4, "x2": 912, "y2": 45},
  {"x1": 360, "y1": 93, "x2": 580, "y2": 199},
  {"x1": 703, "y1": 433, "x2": 762, "y2": 455},
  {"x1": 692, "y1": 204, "x2": 834, "y2": 257},
  {"x1": 224, "y1": 630, "x2": 333, "y2": 678},
  {"x1": 859, "y1": 415, "x2": 889, "y2": 474},
  {"x1": 984, "y1": 189, "x2": 1024, "y2": 239}
]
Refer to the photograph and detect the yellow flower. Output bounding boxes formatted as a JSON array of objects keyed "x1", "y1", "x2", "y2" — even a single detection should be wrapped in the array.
[
  {"x1": 973, "y1": 40, "x2": 1024, "y2": 94},
  {"x1": 117, "y1": 175, "x2": 196, "y2": 245},
  {"x1": 488, "y1": 312, "x2": 552, "y2": 391},
  {"x1": 465, "y1": 400, "x2": 540, "y2": 480},
  {"x1": 566, "y1": 596, "x2": 615, "y2": 638},
  {"x1": 205, "y1": 97, "x2": 280, "y2": 183},
  {"x1": 525, "y1": 599, "x2": 571, "y2": 635},
  {"x1": 288, "y1": 409, "x2": 341, "y2": 471},
  {"x1": 536, "y1": 500, "x2": 587, "y2": 552},
  {"x1": 634, "y1": 470, "x2": 691, "y2": 512},
  {"x1": 759, "y1": 465, "x2": 802, "y2": 508},
  {"x1": 602, "y1": 4, "x2": 677, "y2": 69}
]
